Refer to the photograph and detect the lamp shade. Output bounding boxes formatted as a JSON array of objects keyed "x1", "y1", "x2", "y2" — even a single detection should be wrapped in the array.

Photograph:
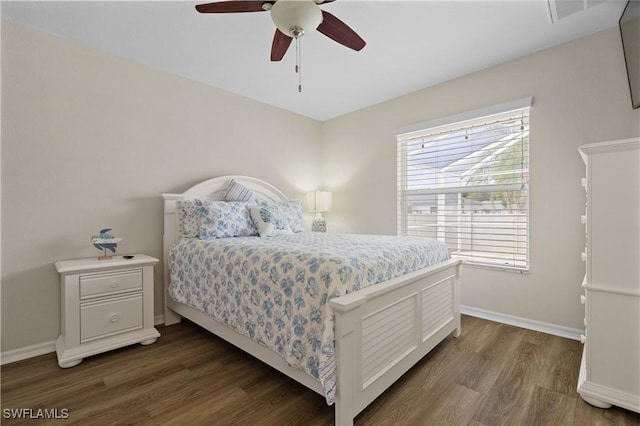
[{"x1": 306, "y1": 191, "x2": 332, "y2": 213}]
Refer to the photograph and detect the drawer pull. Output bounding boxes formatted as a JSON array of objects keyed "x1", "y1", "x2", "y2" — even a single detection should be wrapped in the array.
[
  {"x1": 110, "y1": 282, "x2": 119, "y2": 289},
  {"x1": 581, "y1": 215, "x2": 587, "y2": 225},
  {"x1": 580, "y1": 334, "x2": 586, "y2": 344},
  {"x1": 581, "y1": 177, "x2": 587, "y2": 188},
  {"x1": 581, "y1": 252, "x2": 587, "y2": 262},
  {"x1": 110, "y1": 314, "x2": 120, "y2": 323},
  {"x1": 580, "y1": 295, "x2": 586, "y2": 304}
]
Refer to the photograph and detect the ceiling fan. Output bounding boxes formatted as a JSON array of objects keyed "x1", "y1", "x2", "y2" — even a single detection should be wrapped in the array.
[{"x1": 195, "y1": 0, "x2": 366, "y2": 62}]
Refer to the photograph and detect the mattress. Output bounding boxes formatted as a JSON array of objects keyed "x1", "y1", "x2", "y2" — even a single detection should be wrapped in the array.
[{"x1": 168, "y1": 232, "x2": 450, "y2": 404}]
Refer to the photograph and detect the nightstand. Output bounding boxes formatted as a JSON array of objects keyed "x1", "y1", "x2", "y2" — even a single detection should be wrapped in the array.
[{"x1": 55, "y1": 254, "x2": 160, "y2": 368}]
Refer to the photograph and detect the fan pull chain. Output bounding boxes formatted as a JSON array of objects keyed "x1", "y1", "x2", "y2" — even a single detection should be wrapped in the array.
[{"x1": 295, "y1": 37, "x2": 302, "y2": 93}]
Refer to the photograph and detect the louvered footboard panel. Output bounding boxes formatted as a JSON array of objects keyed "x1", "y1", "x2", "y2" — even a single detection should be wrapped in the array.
[
  {"x1": 422, "y1": 277, "x2": 455, "y2": 341},
  {"x1": 330, "y1": 259, "x2": 462, "y2": 426},
  {"x1": 361, "y1": 294, "x2": 418, "y2": 387}
]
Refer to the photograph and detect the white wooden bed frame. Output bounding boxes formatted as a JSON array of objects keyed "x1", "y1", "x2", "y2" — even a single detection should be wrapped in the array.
[{"x1": 162, "y1": 176, "x2": 463, "y2": 426}]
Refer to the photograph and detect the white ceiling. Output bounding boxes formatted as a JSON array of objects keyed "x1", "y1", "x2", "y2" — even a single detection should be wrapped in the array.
[{"x1": 1, "y1": 0, "x2": 629, "y2": 121}]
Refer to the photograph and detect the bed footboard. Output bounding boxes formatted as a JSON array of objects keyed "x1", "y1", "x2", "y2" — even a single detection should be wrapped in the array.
[
  {"x1": 163, "y1": 177, "x2": 463, "y2": 426},
  {"x1": 329, "y1": 259, "x2": 462, "y2": 426}
]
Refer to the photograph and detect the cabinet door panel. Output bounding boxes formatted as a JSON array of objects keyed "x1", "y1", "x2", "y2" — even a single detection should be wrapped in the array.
[{"x1": 588, "y1": 291, "x2": 640, "y2": 396}]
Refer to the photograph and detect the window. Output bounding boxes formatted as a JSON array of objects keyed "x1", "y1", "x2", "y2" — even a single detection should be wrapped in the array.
[{"x1": 396, "y1": 98, "x2": 531, "y2": 271}]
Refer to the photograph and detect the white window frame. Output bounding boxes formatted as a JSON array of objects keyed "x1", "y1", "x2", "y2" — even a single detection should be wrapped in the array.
[{"x1": 395, "y1": 97, "x2": 532, "y2": 272}]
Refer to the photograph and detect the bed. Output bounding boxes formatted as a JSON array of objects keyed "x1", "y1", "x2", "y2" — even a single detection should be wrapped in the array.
[{"x1": 163, "y1": 176, "x2": 463, "y2": 426}]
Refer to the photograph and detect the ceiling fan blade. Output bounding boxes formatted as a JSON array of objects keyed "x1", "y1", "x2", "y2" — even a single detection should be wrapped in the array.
[
  {"x1": 317, "y1": 10, "x2": 366, "y2": 51},
  {"x1": 271, "y1": 29, "x2": 293, "y2": 61},
  {"x1": 195, "y1": 1, "x2": 270, "y2": 13}
]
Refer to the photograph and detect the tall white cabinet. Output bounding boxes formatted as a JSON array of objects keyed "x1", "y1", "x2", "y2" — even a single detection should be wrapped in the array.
[{"x1": 577, "y1": 137, "x2": 640, "y2": 413}]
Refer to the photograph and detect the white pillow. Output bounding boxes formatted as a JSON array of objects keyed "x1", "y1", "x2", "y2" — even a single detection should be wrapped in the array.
[{"x1": 248, "y1": 206, "x2": 276, "y2": 237}]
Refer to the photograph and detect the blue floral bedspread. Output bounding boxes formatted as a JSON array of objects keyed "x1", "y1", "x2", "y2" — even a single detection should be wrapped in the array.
[{"x1": 168, "y1": 233, "x2": 450, "y2": 405}]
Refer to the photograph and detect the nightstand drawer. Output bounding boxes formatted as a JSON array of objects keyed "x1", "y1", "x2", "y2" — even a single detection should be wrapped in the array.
[
  {"x1": 80, "y1": 294, "x2": 143, "y2": 342},
  {"x1": 80, "y1": 269, "x2": 142, "y2": 299}
]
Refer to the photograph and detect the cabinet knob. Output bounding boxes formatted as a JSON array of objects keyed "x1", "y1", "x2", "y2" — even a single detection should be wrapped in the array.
[
  {"x1": 110, "y1": 281, "x2": 119, "y2": 289},
  {"x1": 580, "y1": 215, "x2": 587, "y2": 225},
  {"x1": 580, "y1": 295, "x2": 586, "y2": 305},
  {"x1": 110, "y1": 314, "x2": 120, "y2": 323},
  {"x1": 580, "y1": 334, "x2": 586, "y2": 344}
]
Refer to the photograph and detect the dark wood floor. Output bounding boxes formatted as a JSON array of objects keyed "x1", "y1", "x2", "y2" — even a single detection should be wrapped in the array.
[{"x1": 2, "y1": 315, "x2": 639, "y2": 425}]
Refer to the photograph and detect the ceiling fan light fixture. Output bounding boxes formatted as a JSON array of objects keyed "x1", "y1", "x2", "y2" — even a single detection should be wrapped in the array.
[{"x1": 271, "y1": 0, "x2": 323, "y2": 38}]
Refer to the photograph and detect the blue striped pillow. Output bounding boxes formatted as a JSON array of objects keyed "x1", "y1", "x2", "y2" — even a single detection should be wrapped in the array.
[{"x1": 224, "y1": 179, "x2": 261, "y2": 205}]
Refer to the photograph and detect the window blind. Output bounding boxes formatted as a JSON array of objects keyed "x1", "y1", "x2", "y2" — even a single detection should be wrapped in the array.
[{"x1": 397, "y1": 104, "x2": 530, "y2": 271}]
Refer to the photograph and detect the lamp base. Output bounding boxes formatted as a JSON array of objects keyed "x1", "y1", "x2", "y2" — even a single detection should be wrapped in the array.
[{"x1": 311, "y1": 212, "x2": 326, "y2": 233}]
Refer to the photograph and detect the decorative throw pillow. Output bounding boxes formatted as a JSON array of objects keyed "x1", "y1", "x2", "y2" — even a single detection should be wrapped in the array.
[
  {"x1": 248, "y1": 206, "x2": 276, "y2": 237},
  {"x1": 199, "y1": 201, "x2": 257, "y2": 239},
  {"x1": 177, "y1": 199, "x2": 202, "y2": 238},
  {"x1": 259, "y1": 201, "x2": 305, "y2": 233},
  {"x1": 224, "y1": 179, "x2": 262, "y2": 205}
]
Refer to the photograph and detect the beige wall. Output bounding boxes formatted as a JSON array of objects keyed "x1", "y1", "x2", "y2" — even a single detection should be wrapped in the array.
[
  {"x1": 1, "y1": 21, "x2": 321, "y2": 352},
  {"x1": 321, "y1": 26, "x2": 640, "y2": 331},
  {"x1": 2, "y1": 20, "x2": 639, "y2": 355}
]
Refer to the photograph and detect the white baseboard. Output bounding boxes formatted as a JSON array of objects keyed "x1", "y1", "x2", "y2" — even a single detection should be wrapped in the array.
[
  {"x1": 1, "y1": 315, "x2": 167, "y2": 366},
  {"x1": 461, "y1": 305, "x2": 583, "y2": 341},
  {"x1": 154, "y1": 314, "x2": 165, "y2": 326},
  {"x1": 1, "y1": 340, "x2": 56, "y2": 365}
]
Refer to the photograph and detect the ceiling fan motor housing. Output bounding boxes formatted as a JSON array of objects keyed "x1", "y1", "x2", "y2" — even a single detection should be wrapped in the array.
[{"x1": 270, "y1": 0, "x2": 323, "y2": 38}]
